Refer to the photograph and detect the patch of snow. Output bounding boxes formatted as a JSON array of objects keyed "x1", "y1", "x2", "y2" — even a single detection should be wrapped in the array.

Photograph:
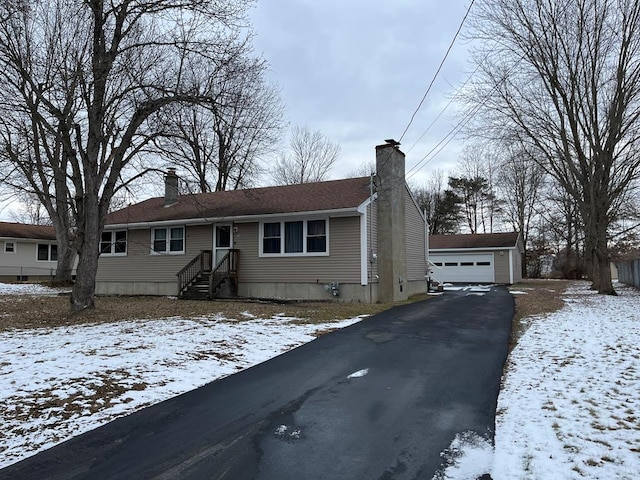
[
  {"x1": 444, "y1": 284, "x2": 492, "y2": 292},
  {"x1": 509, "y1": 290, "x2": 528, "y2": 295},
  {"x1": 275, "y1": 425, "x2": 288, "y2": 436},
  {"x1": 432, "y1": 431, "x2": 493, "y2": 480},
  {"x1": 465, "y1": 293, "x2": 485, "y2": 297},
  {"x1": 347, "y1": 368, "x2": 369, "y2": 379},
  {"x1": 0, "y1": 282, "x2": 67, "y2": 296}
]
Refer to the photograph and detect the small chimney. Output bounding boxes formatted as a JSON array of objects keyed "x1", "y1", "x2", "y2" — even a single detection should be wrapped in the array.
[{"x1": 164, "y1": 168, "x2": 178, "y2": 206}]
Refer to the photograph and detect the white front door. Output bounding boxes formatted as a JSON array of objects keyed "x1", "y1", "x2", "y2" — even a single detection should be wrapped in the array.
[{"x1": 214, "y1": 224, "x2": 233, "y2": 267}]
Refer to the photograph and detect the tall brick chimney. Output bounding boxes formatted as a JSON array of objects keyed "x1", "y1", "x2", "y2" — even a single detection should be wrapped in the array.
[
  {"x1": 164, "y1": 168, "x2": 178, "y2": 206},
  {"x1": 376, "y1": 140, "x2": 408, "y2": 303}
]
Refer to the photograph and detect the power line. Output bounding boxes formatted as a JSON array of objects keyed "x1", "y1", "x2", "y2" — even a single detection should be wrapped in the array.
[
  {"x1": 397, "y1": 0, "x2": 475, "y2": 144},
  {"x1": 405, "y1": 62, "x2": 481, "y2": 156}
]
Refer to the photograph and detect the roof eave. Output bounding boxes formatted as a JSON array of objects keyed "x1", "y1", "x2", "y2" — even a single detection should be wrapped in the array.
[
  {"x1": 429, "y1": 245, "x2": 518, "y2": 252},
  {"x1": 105, "y1": 206, "x2": 363, "y2": 230}
]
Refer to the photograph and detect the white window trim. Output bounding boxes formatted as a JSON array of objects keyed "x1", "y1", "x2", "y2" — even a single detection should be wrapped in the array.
[
  {"x1": 100, "y1": 230, "x2": 128, "y2": 256},
  {"x1": 150, "y1": 226, "x2": 185, "y2": 255},
  {"x1": 259, "y1": 218, "x2": 330, "y2": 257},
  {"x1": 4, "y1": 241, "x2": 15, "y2": 254},
  {"x1": 36, "y1": 243, "x2": 57, "y2": 262}
]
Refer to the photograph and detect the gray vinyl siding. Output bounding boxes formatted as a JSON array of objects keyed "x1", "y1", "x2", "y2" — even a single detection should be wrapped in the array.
[
  {"x1": 494, "y1": 250, "x2": 511, "y2": 283},
  {"x1": 97, "y1": 224, "x2": 212, "y2": 282},
  {"x1": 236, "y1": 216, "x2": 361, "y2": 284},
  {"x1": 405, "y1": 188, "x2": 428, "y2": 281}
]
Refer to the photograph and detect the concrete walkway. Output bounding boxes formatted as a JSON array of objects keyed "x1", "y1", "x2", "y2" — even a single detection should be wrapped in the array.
[{"x1": 1, "y1": 286, "x2": 513, "y2": 480}]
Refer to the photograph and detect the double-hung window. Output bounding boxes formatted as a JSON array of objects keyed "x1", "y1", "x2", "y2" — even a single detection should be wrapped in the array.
[
  {"x1": 37, "y1": 243, "x2": 57, "y2": 261},
  {"x1": 4, "y1": 241, "x2": 15, "y2": 254},
  {"x1": 100, "y1": 230, "x2": 127, "y2": 255},
  {"x1": 261, "y1": 219, "x2": 328, "y2": 256},
  {"x1": 152, "y1": 226, "x2": 184, "y2": 254}
]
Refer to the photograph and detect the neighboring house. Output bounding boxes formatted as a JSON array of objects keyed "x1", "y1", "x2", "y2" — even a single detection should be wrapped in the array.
[
  {"x1": 96, "y1": 142, "x2": 429, "y2": 303},
  {"x1": 0, "y1": 222, "x2": 60, "y2": 281},
  {"x1": 429, "y1": 232, "x2": 524, "y2": 284}
]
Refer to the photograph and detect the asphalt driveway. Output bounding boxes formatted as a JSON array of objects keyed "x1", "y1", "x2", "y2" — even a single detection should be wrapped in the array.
[{"x1": 1, "y1": 286, "x2": 514, "y2": 480}]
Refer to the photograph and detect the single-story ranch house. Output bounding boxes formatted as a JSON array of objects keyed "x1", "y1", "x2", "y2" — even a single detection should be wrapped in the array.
[
  {"x1": 96, "y1": 142, "x2": 429, "y2": 303},
  {"x1": 0, "y1": 222, "x2": 61, "y2": 281},
  {"x1": 429, "y1": 232, "x2": 524, "y2": 284}
]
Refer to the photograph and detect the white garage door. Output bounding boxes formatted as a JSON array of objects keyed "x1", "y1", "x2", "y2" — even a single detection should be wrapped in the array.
[{"x1": 430, "y1": 253, "x2": 494, "y2": 283}]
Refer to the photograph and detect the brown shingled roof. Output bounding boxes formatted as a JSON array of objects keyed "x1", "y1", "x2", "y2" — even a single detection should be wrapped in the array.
[
  {"x1": 0, "y1": 221, "x2": 56, "y2": 240},
  {"x1": 430, "y1": 232, "x2": 520, "y2": 250},
  {"x1": 106, "y1": 177, "x2": 373, "y2": 225}
]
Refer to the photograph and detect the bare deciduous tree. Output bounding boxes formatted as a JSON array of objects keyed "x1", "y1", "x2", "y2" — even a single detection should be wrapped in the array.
[
  {"x1": 496, "y1": 143, "x2": 546, "y2": 276},
  {"x1": 468, "y1": 0, "x2": 640, "y2": 294},
  {"x1": 0, "y1": 0, "x2": 257, "y2": 310},
  {"x1": 153, "y1": 55, "x2": 284, "y2": 193},
  {"x1": 7, "y1": 192, "x2": 51, "y2": 226},
  {"x1": 271, "y1": 126, "x2": 340, "y2": 184},
  {"x1": 347, "y1": 161, "x2": 376, "y2": 178},
  {"x1": 456, "y1": 145, "x2": 502, "y2": 233}
]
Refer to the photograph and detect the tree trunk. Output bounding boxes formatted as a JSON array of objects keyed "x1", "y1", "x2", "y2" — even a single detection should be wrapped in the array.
[
  {"x1": 70, "y1": 200, "x2": 101, "y2": 311},
  {"x1": 590, "y1": 221, "x2": 616, "y2": 295},
  {"x1": 50, "y1": 214, "x2": 76, "y2": 284},
  {"x1": 55, "y1": 244, "x2": 76, "y2": 284}
]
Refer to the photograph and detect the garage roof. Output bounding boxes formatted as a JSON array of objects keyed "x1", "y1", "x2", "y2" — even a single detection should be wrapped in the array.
[{"x1": 430, "y1": 232, "x2": 520, "y2": 250}]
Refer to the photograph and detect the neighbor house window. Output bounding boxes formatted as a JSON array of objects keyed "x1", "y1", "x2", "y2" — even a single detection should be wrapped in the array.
[
  {"x1": 37, "y1": 243, "x2": 57, "y2": 261},
  {"x1": 261, "y1": 219, "x2": 328, "y2": 256},
  {"x1": 100, "y1": 230, "x2": 127, "y2": 255},
  {"x1": 152, "y1": 226, "x2": 184, "y2": 254},
  {"x1": 4, "y1": 241, "x2": 15, "y2": 254}
]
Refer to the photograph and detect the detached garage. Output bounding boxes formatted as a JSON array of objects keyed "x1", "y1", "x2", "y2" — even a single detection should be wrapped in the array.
[{"x1": 429, "y1": 232, "x2": 524, "y2": 284}]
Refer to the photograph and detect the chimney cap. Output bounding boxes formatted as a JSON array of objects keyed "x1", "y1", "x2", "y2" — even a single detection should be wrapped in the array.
[{"x1": 384, "y1": 139, "x2": 401, "y2": 146}]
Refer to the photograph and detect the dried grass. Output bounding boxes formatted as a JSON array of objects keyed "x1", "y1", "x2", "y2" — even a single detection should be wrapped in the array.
[
  {"x1": 509, "y1": 279, "x2": 571, "y2": 349},
  {"x1": 0, "y1": 293, "x2": 416, "y2": 331}
]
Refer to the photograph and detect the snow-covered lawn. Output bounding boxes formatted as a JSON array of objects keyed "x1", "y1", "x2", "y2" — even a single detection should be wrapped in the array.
[
  {"x1": 0, "y1": 283, "x2": 365, "y2": 468},
  {"x1": 437, "y1": 281, "x2": 640, "y2": 480}
]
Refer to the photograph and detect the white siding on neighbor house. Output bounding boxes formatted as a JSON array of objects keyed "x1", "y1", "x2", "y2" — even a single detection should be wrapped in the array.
[
  {"x1": 236, "y1": 216, "x2": 361, "y2": 284},
  {"x1": 405, "y1": 188, "x2": 428, "y2": 282},
  {"x1": 0, "y1": 240, "x2": 58, "y2": 278},
  {"x1": 96, "y1": 224, "x2": 213, "y2": 283}
]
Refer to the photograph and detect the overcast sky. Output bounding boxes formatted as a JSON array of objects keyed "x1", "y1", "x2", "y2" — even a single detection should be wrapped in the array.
[{"x1": 250, "y1": 0, "x2": 475, "y2": 185}]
